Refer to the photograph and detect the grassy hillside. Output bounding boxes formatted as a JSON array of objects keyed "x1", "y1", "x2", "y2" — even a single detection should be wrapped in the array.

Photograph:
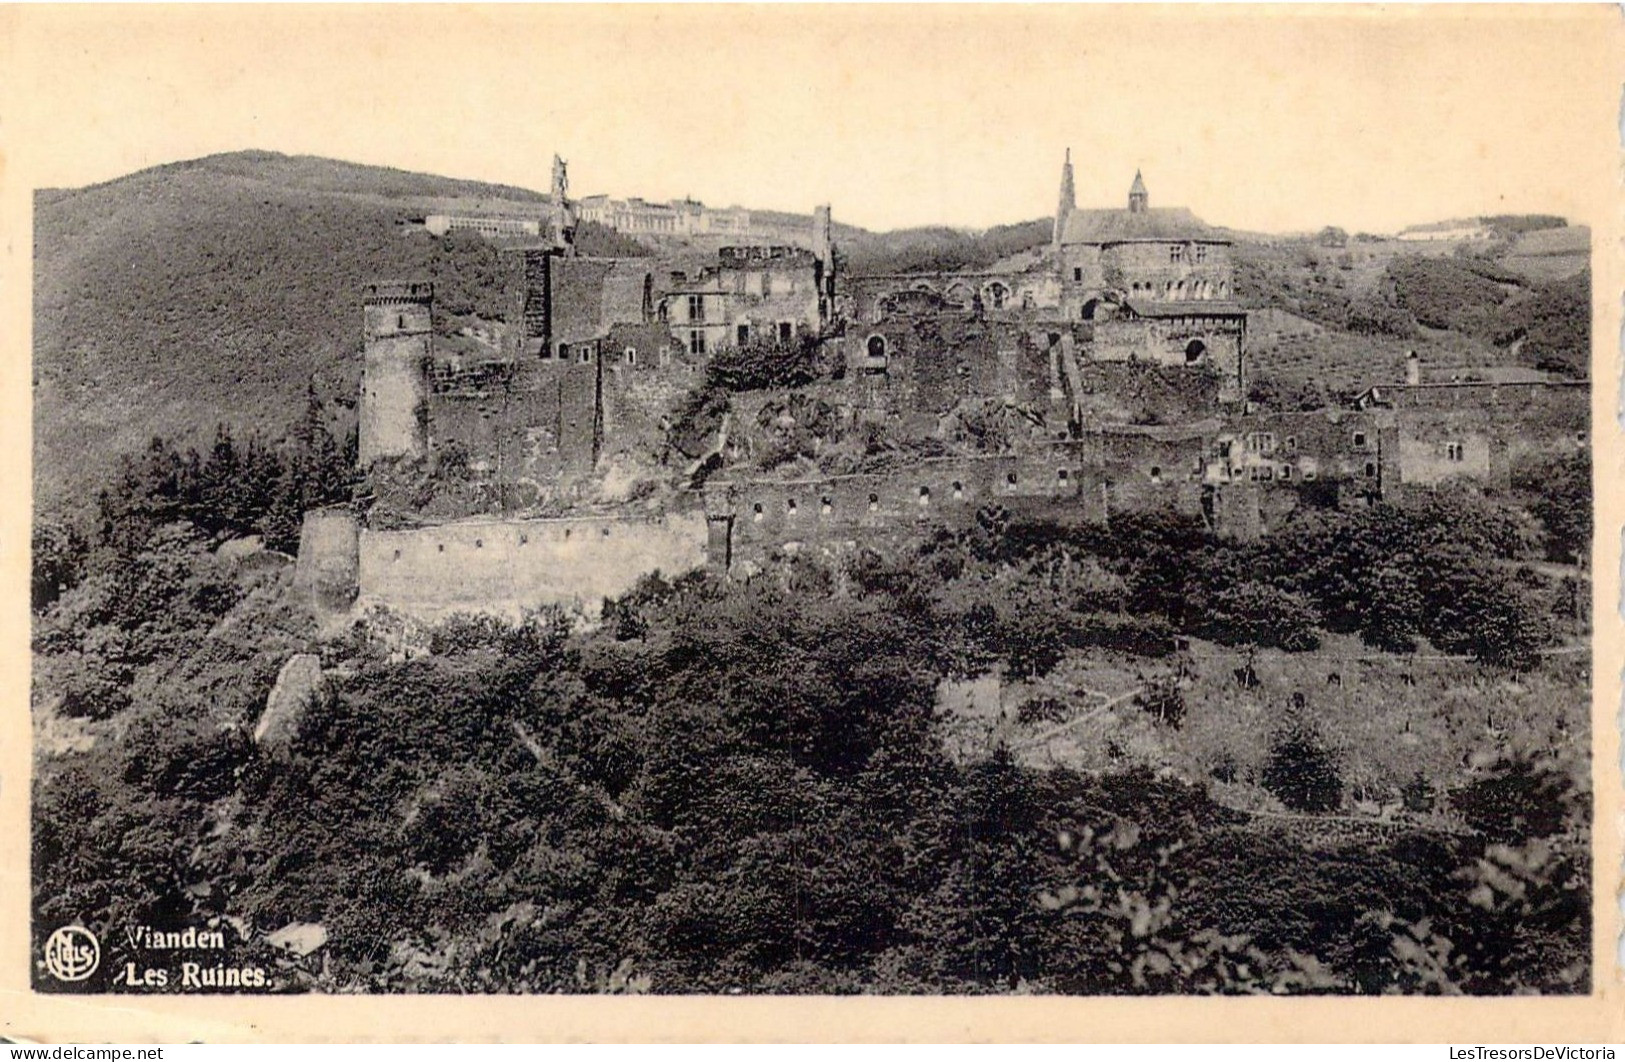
[
  {"x1": 42, "y1": 150, "x2": 551, "y2": 208},
  {"x1": 1233, "y1": 234, "x2": 1590, "y2": 388},
  {"x1": 32, "y1": 152, "x2": 640, "y2": 518}
]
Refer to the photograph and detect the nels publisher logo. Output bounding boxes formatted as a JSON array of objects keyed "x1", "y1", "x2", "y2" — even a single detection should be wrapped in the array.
[{"x1": 42, "y1": 925, "x2": 100, "y2": 983}]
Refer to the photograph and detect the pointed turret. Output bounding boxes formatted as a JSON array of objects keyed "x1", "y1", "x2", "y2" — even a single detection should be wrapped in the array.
[
  {"x1": 1128, "y1": 170, "x2": 1148, "y2": 214},
  {"x1": 1053, "y1": 148, "x2": 1076, "y2": 249}
]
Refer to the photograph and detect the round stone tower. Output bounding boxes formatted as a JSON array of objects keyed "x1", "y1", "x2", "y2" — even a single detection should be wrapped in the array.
[{"x1": 359, "y1": 281, "x2": 432, "y2": 466}]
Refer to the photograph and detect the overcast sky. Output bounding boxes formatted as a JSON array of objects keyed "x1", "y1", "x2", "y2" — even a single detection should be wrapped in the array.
[{"x1": 5, "y1": 6, "x2": 1617, "y2": 235}]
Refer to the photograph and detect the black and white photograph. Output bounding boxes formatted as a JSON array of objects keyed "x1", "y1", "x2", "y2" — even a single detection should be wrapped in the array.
[{"x1": 8, "y1": 3, "x2": 1619, "y2": 1038}]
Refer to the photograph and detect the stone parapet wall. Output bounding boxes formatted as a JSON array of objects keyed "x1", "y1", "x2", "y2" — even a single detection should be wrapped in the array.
[{"x1": 354, "y1": 510, "x2": 710, "y2": 621}]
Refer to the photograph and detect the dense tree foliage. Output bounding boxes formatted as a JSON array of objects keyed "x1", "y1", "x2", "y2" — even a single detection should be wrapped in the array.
[
  {"x1": 840, "y1": 219, "x2": 1053, "y2": 277},
  {"x1": 31, "y1": 445, "x2": 1592, "y2": 994}
]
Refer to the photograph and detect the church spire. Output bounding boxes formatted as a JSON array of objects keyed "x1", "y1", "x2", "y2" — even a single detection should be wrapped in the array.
[
  {"x1": 1128, "y1": 169, "x2": 1148, "y2": 213},
  {"x1": 1054, "y1": 148, "x2": 1076, "y2": 249}
]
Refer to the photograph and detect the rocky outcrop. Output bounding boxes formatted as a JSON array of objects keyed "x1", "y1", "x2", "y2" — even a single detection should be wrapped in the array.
[{"x1": 254, "y1": 654, "x2": 324, "y2": 754}]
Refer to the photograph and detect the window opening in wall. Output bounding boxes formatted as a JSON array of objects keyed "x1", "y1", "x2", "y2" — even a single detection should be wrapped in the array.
[
  {"x1": 437, "y1": 544, "x2": 445, "y2": 553},
  {"x1": 564, "y1": 528, "x2": 571, "y2": 540},
  {"x1": 753, "y1": 502, "x2": 764, "y2": 522},
  {"x1": 868, "y1": 492, "x2": 879, "y2": 512},
  {"x1": 689, "y1": 330, "x2": 707, "y2": 356},
  {"x1": 1281, "y1": 465, "x2": 1293, "y2": 480},
  {"x1": 393, "y1": 549, "x2": 401, "y2": 561},
  {"x1": 1185, "y1": 339, "x2": 1206, "y2": 363},
  {"x1": 519, "y1": 534, "x2": 528, "y2": 545},
  {"x1": 867, "y1": 335, "x2": 886, "y2": 360},
  {"x1": 1446, "y1": 442, "x2": 1464, "y2": 462},
  {"x1": 1007, "y1": 472, "x2": 1019, "y2": 486},
  {"x1": 1073, "y1": 267, "x2": 1083, "y2": 282},
  {"x1": 1285, "y1": 436, "x2": 1297, "y2": 452},
  {"x1": 580, "y1": 349, "x2": 592, "y2": 363},
  {"x1": 779, "y1": 322, "x2": 793, "y2": 344},
  {"x1": 1150, "y1": 466, "x2": 1162, "y2": 483},
  {"x1": 1364, "y1": 462, "x2": 1377, "y2": 478},
  {"x1": 625, "y1": 348, "x2": 636, "y2": 364},
  {"x1": 687, "y1": 294, "x2": 705, "y2": 323},
  {"x1": 1354, "y1": 432, "x2": 1367, "y2": 448},
  {"x1": 821, "y1": 496, "x2": 832, "y2": 514},
  {"x1": 1169, "y1": 244, "x2": 1186, "y2": 264},
  {"x1": 475, "y1": 539, "x2": 483, "y2": 548},
  {"x1": 953, "y1": 480, "x2": 964, "y2": 499},
  {"x1": 602, "y1": 526, "x2": 611, "y2": 537},
  {"x1": 737, "y1": 324, "x2": 750, "y2": 346},
  {"x1": 1195, "y1": 244, "x2": 1208, "y2": 263},
  {"x1": 787, "y1": 498, "x2": 797, "y2": 514},
  {"x1": 1057, "y1": 468, "x2": 1069, "y2": 482}
]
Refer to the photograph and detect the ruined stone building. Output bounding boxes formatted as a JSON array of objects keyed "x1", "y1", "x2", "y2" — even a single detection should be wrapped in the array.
[
  {"x1": 846, "y1": 156, "x2": 1248, "y2": 409},
  {"x1": 298, "y1": 152, "x2": 1587, "y2": 621}
]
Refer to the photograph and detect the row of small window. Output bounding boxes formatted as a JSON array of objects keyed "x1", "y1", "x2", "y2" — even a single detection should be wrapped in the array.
[
  {"x1": 1229, "y1": 462, "x2": 1377, "y2": 482},
  {"x1": 1168, "y1": 244, "x2": 1210, "y2": 264},
  {"x1": 1233, "y1": 432, "x2": 1372, "y2": 456},
  {"x1": 1129, "y1": 279, "x2": 1229, "y2": 299},
  {"x1": 548, "y1": 344, "x2": 643, "y2": 364},
  {"x1": 1236, "y1": 434, "x2": 1463, "y2": 462},
  {"x1": 688, "y1": 322, "x2": 797, "y2": 355},
  {"x1": 682, "y1": 281, "x2": 798, "y2": 321},
  {"x1": 389, "y1": 526, "x2": 615, "y2": 558},
  {"x1": 745, "y1": 468, "x2": 1139, "y2": 520}
]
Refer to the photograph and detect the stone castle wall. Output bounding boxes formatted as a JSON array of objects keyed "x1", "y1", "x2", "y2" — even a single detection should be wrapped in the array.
[{"x1": 354, "y1": 510, "x2": 710, "y2": 621}]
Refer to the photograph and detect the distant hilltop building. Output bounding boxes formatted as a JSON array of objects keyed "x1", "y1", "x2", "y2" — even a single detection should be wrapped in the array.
[
  {"x1": 576, "y1": 195, "x2": 753, "y2": 238},
  {"x1": 424, "y1": 214, "x2": 542, "y2": 239},
  {"x1": 1397, "y1": 219, "x2": 1493, "y2": 242}
]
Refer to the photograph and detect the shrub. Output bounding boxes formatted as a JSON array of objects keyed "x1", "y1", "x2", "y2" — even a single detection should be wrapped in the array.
[
  {"x1": 1262, "y1": 716, "x2": 1343, "y2": 812},
  {"x1": 1206, "y1": 582, "x2": 1322, "y2": 652}
]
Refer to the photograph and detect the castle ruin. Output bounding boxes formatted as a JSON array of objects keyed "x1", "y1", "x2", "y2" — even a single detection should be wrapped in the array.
[{"x1": 295, "y1": 153, "x2": 1588, "y2": 621}]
